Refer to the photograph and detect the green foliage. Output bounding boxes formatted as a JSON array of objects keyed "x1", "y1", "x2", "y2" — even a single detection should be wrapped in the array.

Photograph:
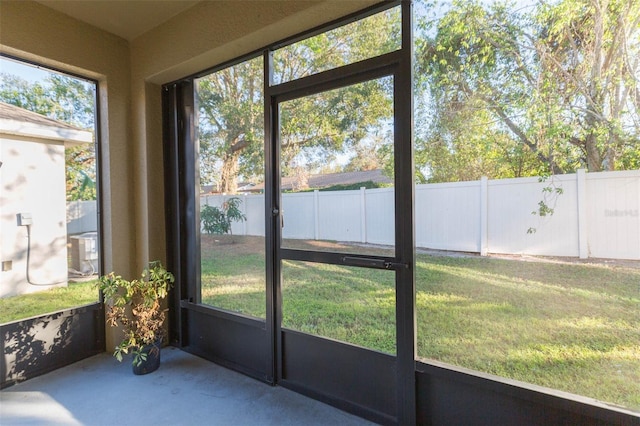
[
  {"x1": 197, "y1": 0, "x2": 640, "y2": 188},
  {"x1": 293, "y1": 180, "x2": 390, "y2": 192},
  {"x1": 415, "y1": 0, "x2": 640, "y2": 180},
  {"x1": 197, "y1": 57, "x2": 264, "y2": 194},
  {"x1": 97, "y1": 261, "x2": 175, "y2": 367},
  {"x1": 320, "y1": 180, "x2": 390, "y2": 192},
  {"x1": 65, "y1": 148, "x2": 96, "y2": 200},
  {"x1": 527, "y1": 175, "x2": 566, "y2": 233},
  {"x1": 201, "y1": 205, "x2": 227, "y2": 234},
  {"x1": 196, "y1": 10, "x2": 398, "y2": 193},
  {"x1": 201, "y1": 197, "x2": 246, "y2": 235},
  {"x1": 274, "y1": 7, "x2": 400, "y2": 83}
]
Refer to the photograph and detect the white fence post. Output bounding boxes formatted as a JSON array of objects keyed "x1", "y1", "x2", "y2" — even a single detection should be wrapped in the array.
[
  {"x1": 360, "y1": 187, "x2": 367, "y2": 243},
  {"x1": 242, "y1": 193, "x2": 248, "y2": 236},
  {"x1": 576, "y1": 169, "x2": 588, "y2": 259},
  {"x1": 480, "y1": 176, "x2": 488, "y2": 256},
  {"x1": 314, "y1": 189, "x2": 320, "y2": 240}
]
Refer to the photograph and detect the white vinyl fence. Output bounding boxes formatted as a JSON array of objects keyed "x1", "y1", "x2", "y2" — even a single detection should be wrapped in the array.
[
  {"x1": 66, "y1": 200, "x2": 98, "y2": 235},
  {"x1": 66, "y1": 170, "x2": 639, "y2": 260},
  {"x1": 200, "y1": 169, "x2": 640, "y2": 260}
]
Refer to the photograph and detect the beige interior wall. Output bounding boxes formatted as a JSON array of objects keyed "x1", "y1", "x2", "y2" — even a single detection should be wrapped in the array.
[{"x1": 0, "y1": 0, "x2": 132, "y2": 278}]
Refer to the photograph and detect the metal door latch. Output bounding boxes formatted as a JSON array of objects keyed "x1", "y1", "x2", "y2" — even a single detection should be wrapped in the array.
[{"x1": 383, "y1": 261, "x2": 410, "y2": 270}]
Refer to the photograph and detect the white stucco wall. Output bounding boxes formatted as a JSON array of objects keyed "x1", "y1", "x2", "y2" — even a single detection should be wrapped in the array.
[{"x1": 0, "y1": 136, "x2": 68, "y2": 297}]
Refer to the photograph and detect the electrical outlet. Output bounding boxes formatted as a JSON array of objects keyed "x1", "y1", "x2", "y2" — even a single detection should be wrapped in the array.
[
  {"x1": 2, "y1": 261, "x2": 12, "y2": 272},
  {"x1": 17, "y1": 212, "x2": 32, "y2": 226}
]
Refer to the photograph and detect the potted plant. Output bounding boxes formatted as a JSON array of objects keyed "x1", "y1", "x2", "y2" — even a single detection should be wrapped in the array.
[{"x1": 97, "y1": 261, "x2": 175, "y2": 375}]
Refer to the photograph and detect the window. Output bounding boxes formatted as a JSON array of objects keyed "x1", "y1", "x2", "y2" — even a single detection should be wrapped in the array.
[
  {"x1": 170, "y1": 0, "x2": 639, "y2": 418},
  {"x1": 413, "y1": 0, "x2": 640, "y2": 411},
  {"x1": 273, "y1": 5, "x2": 401, "y2": 84},
  {"x1": 0, "y1": 56, "x2": 100, "y2": 324},
  {"x1": 196, "y1": 56, "x2": 266, "y2": 318}
]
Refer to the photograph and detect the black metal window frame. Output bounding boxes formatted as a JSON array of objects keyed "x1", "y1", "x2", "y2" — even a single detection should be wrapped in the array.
[
  {"x1": 164, "y1": 1, "x2": 415, "y2": 423},
  {"x1": 0, "y1": 53, "x2": 105, "y2": 279}
]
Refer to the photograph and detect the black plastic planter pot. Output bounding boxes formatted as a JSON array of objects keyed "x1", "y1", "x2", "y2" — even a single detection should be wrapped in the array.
[{"x1": 132, "y1": 340, "x2": 161, "y2": 375}]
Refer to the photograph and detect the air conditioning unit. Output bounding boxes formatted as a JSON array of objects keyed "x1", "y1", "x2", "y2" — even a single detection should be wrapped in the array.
[{"x1": 70, "y1": 232, "x2": 98, "y2": 275}]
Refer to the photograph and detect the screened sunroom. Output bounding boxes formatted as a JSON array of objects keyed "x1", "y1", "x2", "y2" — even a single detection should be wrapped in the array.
[{"x1": 1, "y1": 1, "x2": 638, "y2": 425}]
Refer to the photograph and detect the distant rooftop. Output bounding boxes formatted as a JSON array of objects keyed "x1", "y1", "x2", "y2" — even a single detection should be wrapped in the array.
[{"x1": 202, "y1": 169, "x2": 393, "y2": 195}]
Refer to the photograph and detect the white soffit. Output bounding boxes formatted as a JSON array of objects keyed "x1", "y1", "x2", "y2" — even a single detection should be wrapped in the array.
[
  {"x1": 0, "y1": 118, "x2": 93, "y2": 145},
  {"x1": 0, "y1": 102, "x2": 93, "y2": 145}
]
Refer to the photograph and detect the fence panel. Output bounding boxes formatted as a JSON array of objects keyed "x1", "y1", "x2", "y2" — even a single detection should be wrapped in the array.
[
  {"x1": 415, "y1": 181, "x2": 481, "y2": 252},
  {"x1": 282, "y1": 192, "x2": 316, "y2": 240},
  {"x1": 243, "y1": 194, "x2": 265, "y2": 237},
  {"x1": 66, "y1": 200, "x2": 97, "y2": 235},
  {"x1": 586, "y1": 170, "x2": 640, "y2": 260},
  {"x1": 74, "y1": 170, "x2": 637, "y2": 260},
  {"x1": 317, "y1": 190, "x2": 363, "y2": 242},
  {"x1": 364, "y1": 187, "x2": 395, "y2": 246},
  {"x1": 487, "y1": 174, "x2": 580, "y2": 257}
]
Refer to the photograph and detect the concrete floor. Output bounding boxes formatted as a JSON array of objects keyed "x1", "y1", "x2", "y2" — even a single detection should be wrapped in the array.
[{"x1": 0, "y1": 348, "x2": 375, "y2": 426}]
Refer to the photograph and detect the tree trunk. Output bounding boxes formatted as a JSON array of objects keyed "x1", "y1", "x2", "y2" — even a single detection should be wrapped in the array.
[
  {"x1": 220, "y1": 152, "x2": 240, "y2": 194},
  {"x1": 585, "y1": 133, "x2": 603, "y2": 172}
]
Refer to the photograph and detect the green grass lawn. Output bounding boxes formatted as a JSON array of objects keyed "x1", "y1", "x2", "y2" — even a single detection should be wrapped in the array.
[
  {"x1": 201, "y1": 235, "x2": 640, "y2": 411},
  {"x1": 0, "y1": 280, "x2": 98, "y2": 324},
  {"x1": 415, "y1": 256, "x2": 639, "y2": 410}
]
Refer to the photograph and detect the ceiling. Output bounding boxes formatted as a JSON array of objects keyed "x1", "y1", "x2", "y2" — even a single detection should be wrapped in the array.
[{"x1": 34, "y1": 1, "x2": 201, "y2": 41}]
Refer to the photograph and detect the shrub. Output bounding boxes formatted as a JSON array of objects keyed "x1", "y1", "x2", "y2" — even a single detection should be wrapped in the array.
[{"x1": 201, "y1": 197, "x2": 246, "y2": 234}]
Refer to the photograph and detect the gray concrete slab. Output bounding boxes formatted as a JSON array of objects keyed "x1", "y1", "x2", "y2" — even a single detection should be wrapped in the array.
[{"x1": 0, "y1": 348, "x2": 375, "y2": 426}]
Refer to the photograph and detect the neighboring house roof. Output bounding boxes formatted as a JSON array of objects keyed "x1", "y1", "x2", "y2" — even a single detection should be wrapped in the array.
[
  {"x1": 285, "y1": 169, "x2": 392, "y2": 192},
  {"x1": 0, "y1": 101, "x2": 93, "y2": 145},
  {"x1": 202, "y1": 169, "x2": 393, "y2": 194}
]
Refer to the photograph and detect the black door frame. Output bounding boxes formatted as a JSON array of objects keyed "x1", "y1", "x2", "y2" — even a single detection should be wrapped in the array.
[{"x1": 265, "y1": 9, "x2": 415, "y2": 417}]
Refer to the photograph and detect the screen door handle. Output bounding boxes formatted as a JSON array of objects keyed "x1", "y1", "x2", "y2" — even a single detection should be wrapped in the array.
[{"x1": 342, "y1": 256, "x2": 386, "y2": 268}]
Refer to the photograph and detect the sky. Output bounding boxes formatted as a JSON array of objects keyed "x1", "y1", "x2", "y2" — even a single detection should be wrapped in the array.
[
  {"x1": 0, "y1": 55, "x2": 97, "y2": 132},
  {"x1": 0, "y1": 57, "x2": 53, "y2": 83}
]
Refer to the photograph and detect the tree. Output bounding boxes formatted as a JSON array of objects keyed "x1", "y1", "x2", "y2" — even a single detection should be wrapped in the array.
[
  {"x1": 536, "y1": 0, "x2": 640, "y2": 171},
  {"x1": 0, "y1": 72, "x2": 97, "y2": 200},
  {"x1": 196, "y1": 8, "x2": 399, "y2": 193},
  {"x1": 415, "y1": 0, "x2": 639, "y2": 182},
  {"x1": 197, "y1": 58, "x2": 263, "y2": 194},
  {"x1": 343, "y1": 137, "x2": 387, "y2": 173}
]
